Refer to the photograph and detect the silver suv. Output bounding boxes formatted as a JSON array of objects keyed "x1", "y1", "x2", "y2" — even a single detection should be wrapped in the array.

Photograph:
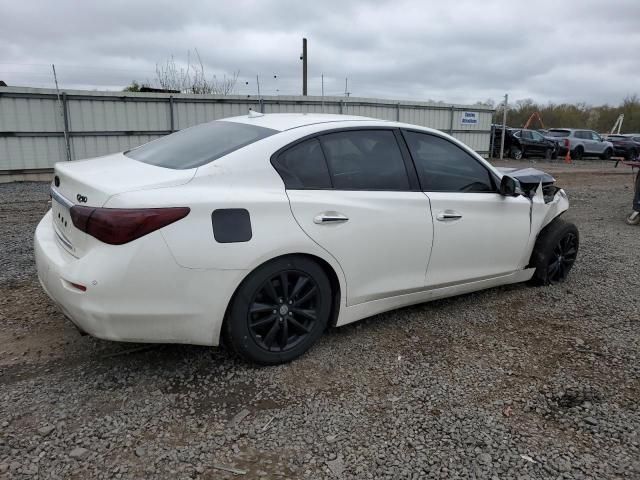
[{"x1": 547, "y1": 129, "x2": 614, "y2": 160}]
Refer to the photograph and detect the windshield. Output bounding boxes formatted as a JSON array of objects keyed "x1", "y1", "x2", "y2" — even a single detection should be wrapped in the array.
[
  {"x1": 125, "y1": 121, "x2": 277, "y2": 169},
  {"x1": 547, "y1": 130, "x2": 570, "y2": 137}
]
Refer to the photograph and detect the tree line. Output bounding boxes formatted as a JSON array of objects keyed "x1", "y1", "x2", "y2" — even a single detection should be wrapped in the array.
[{"x1": 490, "y1": 95, "x2": 640, "y2": 134}]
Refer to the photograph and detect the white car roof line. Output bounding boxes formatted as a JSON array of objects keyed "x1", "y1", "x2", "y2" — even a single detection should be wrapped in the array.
[{"x1": 282, "y1": 118, "x2": 389, "y2": 131}]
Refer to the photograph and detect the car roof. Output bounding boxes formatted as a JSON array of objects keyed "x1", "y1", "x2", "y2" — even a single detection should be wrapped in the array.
[{"x1": 222, "y1": 112, "x2": 383, "y2": 131}]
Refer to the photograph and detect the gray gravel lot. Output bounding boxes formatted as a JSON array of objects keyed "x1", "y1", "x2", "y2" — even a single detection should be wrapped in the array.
[{"x1": 1, "y1": 162, "x2": 639, "y2": 479}]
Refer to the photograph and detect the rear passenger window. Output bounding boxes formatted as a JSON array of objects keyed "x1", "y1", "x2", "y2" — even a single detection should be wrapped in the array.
[
  {"x1": 319, "y1": 130, "x2": 410, "y2": 191},
  {"x1": 273, "y1": 138, "x2": 331, "y2": 189},
  {"x1": 404, "y1": 131, "x2": 494, "y2": 193}
]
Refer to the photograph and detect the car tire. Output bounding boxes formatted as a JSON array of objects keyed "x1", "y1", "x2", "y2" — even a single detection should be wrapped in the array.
[
  {"x1": 511, "y1": 146, "x2": 523, "y2": 160},
  {"x1": 600, "y1": 148, "x2": 613, "y2": 160},
  {"x1": 572, "y1": 146, "x2": 584, "y2": 160},
  {"x1": 628, "y1": 149, "x2": 639, "y2": 161},
  {"x1": 529, "y1": 218, "x2": 579, "y2": 286},
  {"x1": 223, "y1": 255, "x2": 332, "y2": 365}
]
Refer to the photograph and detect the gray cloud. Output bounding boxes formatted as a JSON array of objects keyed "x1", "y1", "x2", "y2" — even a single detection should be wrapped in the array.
[{"x1": 0, "y1": 0, "x2": 638, "y2": 105}]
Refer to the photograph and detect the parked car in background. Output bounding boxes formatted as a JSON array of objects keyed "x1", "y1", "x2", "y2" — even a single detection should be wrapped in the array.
[
  {"x1": 510, "y1": 129, "x2": 558, "y2": 160},
  {"x1": 490, "y1": 126, "x2": 557, "y2": 159},
  {"x1": 546, "y1": 129, "x2": 614, "y2": 160},
  {"x1": 34, "y1": 113, "x2": 578, "y2": 365},
  {"x1": 604, "y1": 134, "x2": 639, "y2": 160}
]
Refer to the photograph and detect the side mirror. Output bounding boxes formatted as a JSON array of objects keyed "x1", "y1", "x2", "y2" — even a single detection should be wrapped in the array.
[{"x1": 499, "y1": 175, "x2": 520, "y2": 197}]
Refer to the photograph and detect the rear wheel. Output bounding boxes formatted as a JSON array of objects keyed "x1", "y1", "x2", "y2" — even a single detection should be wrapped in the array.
[
  {"x1": 600, "y1": 148, "x2": 613, "y2": 160},
  {"x1": 572, "y1": 146, "x2": 584, "y2": 160},
  {"x1": 223, "y1": 256, "x2": 331, "y2": 365},
  {"x1": 628, "y1": 149, "x2": 639, "y2": 161},
  {"x1": 529, "y1": 218, "x2": 579, "y2": 286}
]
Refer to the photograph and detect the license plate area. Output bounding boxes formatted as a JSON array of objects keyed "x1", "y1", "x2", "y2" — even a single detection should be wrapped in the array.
[{"x1": 52, "y1": 199, "x2": 75, "y2": 252}]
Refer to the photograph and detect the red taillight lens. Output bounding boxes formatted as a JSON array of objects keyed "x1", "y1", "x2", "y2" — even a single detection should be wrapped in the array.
[{"x1": 70, "y1": 206, "x2": 190, "y2": 245}]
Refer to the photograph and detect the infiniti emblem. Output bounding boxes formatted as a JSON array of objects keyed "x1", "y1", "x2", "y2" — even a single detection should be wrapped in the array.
[{"x1": 76, "y1": 194, "x2": 88, "y2": 203}]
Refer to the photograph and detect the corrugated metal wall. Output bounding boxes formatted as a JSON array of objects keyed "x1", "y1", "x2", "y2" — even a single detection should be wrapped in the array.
[{"x1": 0, "y1": 87, "x2": 494, "y2": 173}]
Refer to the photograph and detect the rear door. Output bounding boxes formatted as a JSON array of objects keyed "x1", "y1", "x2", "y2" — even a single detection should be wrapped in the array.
[
  {"x1": 577, "y1": 130, "x2": 595, "y2": 154},
  {"x1": 530, "y1": 131, "x2": 548, "y2": 155},
  {"x1": 274, "y1": 129, "x2": 433, "y2": 305},
  {"x1": 402, "y1": 130, "x2": 531, "y2": 287}
]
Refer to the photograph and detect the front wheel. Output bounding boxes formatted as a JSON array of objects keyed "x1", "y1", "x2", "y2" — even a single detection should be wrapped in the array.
[
  {"x1": 511, "y1": 146, "x2": 523, "y2": 160},
  {"x1": 223, "y1": 256, "x2": 332, "y2": 365},
  {"x1": 600, "y1": 148, "x2": 613, "y2": 160},
  {"x1": 529, "y1": 218, "x2": 579, "y2": 286},
  {"x1": 627, "y1": 149, "x2": 639, "y2": 161}
]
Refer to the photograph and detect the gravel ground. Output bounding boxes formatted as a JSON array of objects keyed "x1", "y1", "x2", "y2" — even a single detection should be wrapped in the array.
[{"x1": 1, "y1": 162, "x2": 639, "y2": 479}]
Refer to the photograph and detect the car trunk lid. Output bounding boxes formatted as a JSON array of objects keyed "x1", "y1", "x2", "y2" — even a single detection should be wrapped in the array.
[{"x1": 51, "y1": 152, "x2": 195, "y2": 257}]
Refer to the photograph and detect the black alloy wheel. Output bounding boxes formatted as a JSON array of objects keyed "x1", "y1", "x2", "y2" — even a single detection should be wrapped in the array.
[
  {"x1": 529, "y1": 218, "x2": 580, "y2": 286},
  {"x1": 248, "y1": 270, "x2": 320, "y2": 352},
  {"x1": 224, "y1": 255, "x2": 332, "y2": 365},
  {"x1": 546, "y1": 232, "x2": 578, "y2": 284}
]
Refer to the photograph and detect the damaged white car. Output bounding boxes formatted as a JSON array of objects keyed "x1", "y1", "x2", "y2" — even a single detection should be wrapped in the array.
[{"x1": 34, "y1": 114, "x2": 578, "y2": 364}]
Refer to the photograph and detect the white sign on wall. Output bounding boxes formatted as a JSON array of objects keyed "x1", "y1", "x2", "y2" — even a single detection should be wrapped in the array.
[{"x1": 461, "y1": 111, "x2": 479, "y2": 125}]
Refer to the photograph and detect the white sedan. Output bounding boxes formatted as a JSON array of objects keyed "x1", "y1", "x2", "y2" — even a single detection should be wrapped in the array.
[{"x1": 34, "y1": 113, "x2": 579, "y2": 364}]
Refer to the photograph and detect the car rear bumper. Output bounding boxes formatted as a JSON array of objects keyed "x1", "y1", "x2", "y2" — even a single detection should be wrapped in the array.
[{"x1": 34, "y1": 210, "x2": 245, "y2": 346}]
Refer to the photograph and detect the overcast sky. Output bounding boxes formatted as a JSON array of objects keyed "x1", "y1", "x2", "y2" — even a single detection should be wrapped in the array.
[{"x1": 1, "y1": 0, "x2": 638, "y2": 106}]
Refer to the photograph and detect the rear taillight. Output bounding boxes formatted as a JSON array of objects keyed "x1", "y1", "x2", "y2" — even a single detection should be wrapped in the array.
[{"x1": 70, "y1": 206, "x2": 190, "y2": 245}]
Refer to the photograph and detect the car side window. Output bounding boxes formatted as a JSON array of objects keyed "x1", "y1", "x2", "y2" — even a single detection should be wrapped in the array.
[
  {"x1": 403, "y1": 131, "x2": 495, "y2": 193},
  {"x1": 591, "y1": 132, "x2": 601, "y2": 141},
  {"x1": 319, "y1": 130, "x2": 410, "y2": 191},
  {"x1": 522, "y1": 130, "x2": 533, "y2": 140},
  {"x1": 272, "y1": 138, "x2": 331, "y2": 189},
  {"x1": 532, "y1": 131, "x2": 544, "y2": 141}
]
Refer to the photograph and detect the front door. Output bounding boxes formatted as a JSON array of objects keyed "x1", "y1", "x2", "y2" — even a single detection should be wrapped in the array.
[
  {"x1": 402, "y1": 130, "x2": 531, "y2": 287},
  {"x1": 273, "y1": 130, "x2": 433, "y2": 305}
]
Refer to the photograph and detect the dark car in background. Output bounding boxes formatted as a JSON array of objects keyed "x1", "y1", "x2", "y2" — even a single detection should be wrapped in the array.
[
  {"x1": 490, "y1": 126, "x2": 558, "y2": 159},
  {"x1": 604, "y1": 134, "x2": 639, "y2": 160},
  {"x1": 510, "y1": 129, "x2": 558, "y2": 160}
]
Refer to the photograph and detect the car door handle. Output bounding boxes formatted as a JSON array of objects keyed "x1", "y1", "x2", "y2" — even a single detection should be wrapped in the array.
[
  {"x1": 436, "y1": 210, "x2": 463, "y2": 221},
  {"x1": 313, "y1": 212, "x2": 349, "y2": 224}
]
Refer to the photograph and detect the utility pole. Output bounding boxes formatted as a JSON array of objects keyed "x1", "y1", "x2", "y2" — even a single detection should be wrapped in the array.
[
  {"x1": 300, "y1": 38, "x2": 307, "y2": 96},
  {"x1": 499, "y1": 93, "x2": 508, "y2": 160},
  {"x1": 344, "y1": 77, "x2": 350, "y2": 97}
]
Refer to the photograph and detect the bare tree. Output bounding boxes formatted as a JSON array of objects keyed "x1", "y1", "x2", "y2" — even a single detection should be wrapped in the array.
[{"x1": 154, "y1": 49, "x2": 239, "y2": 95}]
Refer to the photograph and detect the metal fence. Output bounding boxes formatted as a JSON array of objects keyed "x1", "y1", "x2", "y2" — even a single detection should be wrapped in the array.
[{"x1": 0, "y1": 87, "x2": 494, "y2": 174}]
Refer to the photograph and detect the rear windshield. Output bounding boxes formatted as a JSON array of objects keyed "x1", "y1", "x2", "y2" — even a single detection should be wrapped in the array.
[
  {"x1": 547, "y1": 130, "x2": 570, "y2": 137},
  {"x1": 125, "y1": 121, "x2": 277, "y2": 169}
]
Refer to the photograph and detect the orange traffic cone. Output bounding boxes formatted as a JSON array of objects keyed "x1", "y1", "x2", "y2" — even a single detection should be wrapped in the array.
[{"x1": 564, "y1": 148, "x2": 571, "y2": 164}]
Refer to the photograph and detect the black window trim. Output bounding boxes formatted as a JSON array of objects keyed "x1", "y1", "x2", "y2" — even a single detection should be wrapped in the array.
[
  {"x1": 399, "y1": 128, "x2": 500, "y2": 193},
  {"x1": 270, "y1": 126, "x2": 421, "y2": 192}
]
